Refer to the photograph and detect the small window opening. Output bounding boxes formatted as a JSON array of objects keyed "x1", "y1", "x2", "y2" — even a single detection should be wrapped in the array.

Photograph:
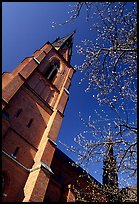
[
  {"x1": 11, "y1": 147, "x2": 20, "y2": 159},
  {"x1": 45, "y1": 61, "x2": 60, "y2": 82},
  {"x1": 27, "y1": 119, "x2": 33, "y2": 128},
  {"x1": 16, "y1": 108, "x2": 22, "y2": 118}
]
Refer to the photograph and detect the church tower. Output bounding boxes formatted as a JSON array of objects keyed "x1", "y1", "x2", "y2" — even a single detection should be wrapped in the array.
[
  {"x1": 2, "y1": 32, "x2": 75, "y2": 202},
  {"x1": 103, "y1": 137, "x2": 118, "y2": 200}
]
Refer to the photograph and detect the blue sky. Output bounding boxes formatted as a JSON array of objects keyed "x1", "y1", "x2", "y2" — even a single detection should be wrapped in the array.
[{"x1": 2, "y1": 2, "x2": 136, "y2": 186}]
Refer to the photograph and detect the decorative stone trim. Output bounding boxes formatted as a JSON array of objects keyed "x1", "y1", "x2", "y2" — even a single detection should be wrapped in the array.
[
  {"x1": 64, "y1": 87, "x2": 69, "y2": 95},
  {"x1": 48, "y1": 137, "x2": 57, "y2": 147},
  {"x1": 40, "y1": 161, "x2": 54, "y2": 175},
  {"x1": 3, "y1": 149, "x2": 54, "y2": 176},
  {"x1": 33, "y1": 57, "x2": 40, "y2": 64},
  {"x1": 43, "y1": 50, "x2": 47, "y2": 55},
  {"x1": 57, "y1": 109, "x2": 64, "y2": 118},
  {"x1": 2, "y1": 150, "x2": 40, "y2": 173},
  {"x1": 2, "y1": 150, "x2": 30, "y2": 172},
  {"x1": 2, "y1": 98, "x2": 8, "y2": 104}
]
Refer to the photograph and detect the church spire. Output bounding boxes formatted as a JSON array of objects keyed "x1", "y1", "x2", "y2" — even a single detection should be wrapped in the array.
[
  {"x1": 52, "y1": 31, "x2": 76, "y2": 63},
  {"x1": 52, "y1": 30, "x2": 75, "y2": 48},
  {"x1": 103, "y1": 136, "x2": 118, "y2": 197}
]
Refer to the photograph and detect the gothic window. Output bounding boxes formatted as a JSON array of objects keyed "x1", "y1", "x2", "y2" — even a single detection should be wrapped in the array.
[{"x1": 45, "y1": 60, "x2": 60, "y2": 82}]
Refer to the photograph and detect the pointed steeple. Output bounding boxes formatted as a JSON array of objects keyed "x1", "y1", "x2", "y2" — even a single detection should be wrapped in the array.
[
  {"x1": 103, "y1": 136, "x2": 118, "y2": 194},
  {"x1": 52, "y1": 31, "x2": 76, "y2": 63},
  {"x1": 52, "y1": 30, "x2": 76, "y2": 48}
]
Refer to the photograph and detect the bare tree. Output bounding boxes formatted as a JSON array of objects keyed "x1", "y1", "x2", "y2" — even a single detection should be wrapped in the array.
[{"x1": 54, "y1": 2, "x2": 137, "y2": 202}]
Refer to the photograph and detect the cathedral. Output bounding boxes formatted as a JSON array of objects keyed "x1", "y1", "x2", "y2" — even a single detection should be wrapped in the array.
[{"x1": 2, "y1": 32, "x2": 119, "y2": 202}]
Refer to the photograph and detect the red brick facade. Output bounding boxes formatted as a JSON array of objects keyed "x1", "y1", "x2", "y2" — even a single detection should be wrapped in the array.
[
  {"x1": 2, "y1": 33, "x2": 109, "y2": 202},
  {"x1": 44, "y1": 148, "x2": 109, "y2": 202},
  {"x1": 2, "y1": 34, "x2": 75, "y2": 202}
]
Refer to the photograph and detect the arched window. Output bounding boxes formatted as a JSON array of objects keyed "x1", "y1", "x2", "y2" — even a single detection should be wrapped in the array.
[{"x1": 45, "y1": 60, "x2": 60, "y2": 82}]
